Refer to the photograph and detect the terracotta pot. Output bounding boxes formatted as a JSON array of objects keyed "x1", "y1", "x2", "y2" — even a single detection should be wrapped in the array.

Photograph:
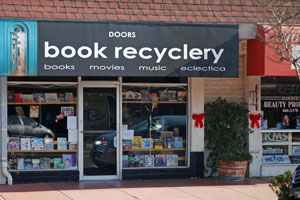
[{"x1": 217, "y1": 160, "x2": 248, "y2": 181}]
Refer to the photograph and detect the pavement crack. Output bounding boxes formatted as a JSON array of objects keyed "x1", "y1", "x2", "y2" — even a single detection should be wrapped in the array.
[
  {"x1": 227, "y1": 186, "x2": 261, "y2": 200},
  {"x1": 118, "y1": 189, "x2": 141, "y2": 200},
  {"x1": 173, "y1": 187, "x2": 206, "y2": 200}
]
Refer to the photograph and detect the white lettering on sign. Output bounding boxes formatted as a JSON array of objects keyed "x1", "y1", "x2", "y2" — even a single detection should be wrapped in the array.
[{"x1": 263, "y1": 132, "x2": 288, "y2": 143}]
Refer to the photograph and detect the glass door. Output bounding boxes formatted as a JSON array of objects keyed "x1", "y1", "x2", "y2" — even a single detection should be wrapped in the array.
[{"x1": 79, "y1": 84, "x2": 119, "y2": 180}]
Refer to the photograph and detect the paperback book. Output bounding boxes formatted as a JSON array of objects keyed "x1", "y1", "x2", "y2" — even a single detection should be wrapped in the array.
[
  {"x1": 31, "y1": 138, "x2": 43, "y2": 150},
  {"x1": 62, "y1": 154, "x2": 73, "y2": 169},
  {"x1": 33, "y1": 93, "x2": 45, "y2": 103},
  {"x1": 53, "y1": 158, "x2": 63, "y2": 169},
  {"x1": 123, "y1": 140, "x2": 131, "y2": 150},
  {"x1": 24, "y1": 158, "x2": 33, "y2": 170},
  {"x1": 65, "y1": 92, "x2": 74, "y2": 102},
  {"x1": 57, "y1": 137, "x2": 68, "y2": 150},
  {"x1": 131, "y1": 136, "x2": 142, "y2": 149},
  {"x1": 58, "y1": 93, "x2": 66, "y2": 102},
  {"x1": 17, "y1": 158, "x2": 24, "y2": 170},
  {"x1": 155, "y1": 154, "x2": 166, "y2": 167},
  {"x1": 44, "y1": 138, "x2": 54, "y2": 150},
  {"x1": 22, "y1": 94, "x2": 34, "y2": 102},
  {"x1": 174, "y1": 137, "x2": 183, "y2": 148},
  {"x1": 21, "y1": 137, "x2": 31, "y2": 150},
  {"x1": 32, "y1": 159, "x2": 40, "y2": 169},
  {"x1": 144, "y1": 155, "x2": 155, "y2": 167},
  {"x1": 166, "y1": 154, "x2": 178, "y2": 167},
  {"x1": 8, "y1": 137, "x2": 20, "y2": 150},
  {"x1": 153, "y1": 138, "x2": 164, "y2": 149},
  {"x1": 40, "y1": 157, "x2": 51, "y2": 169},
  {"x1": 142, "y1": 138, "x2": 153, "y2": 149}
]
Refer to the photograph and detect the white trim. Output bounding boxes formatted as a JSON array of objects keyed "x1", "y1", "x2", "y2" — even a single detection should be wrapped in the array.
[
  {"x1": 7, "y1": 81, "x2": 78, "y2": 85},
  {"x1": 80, "y1": 175, "x2": 119, "y2": 181},
  {"x1": 261, "y1": 129, "x2": 300, "y2": 132}
]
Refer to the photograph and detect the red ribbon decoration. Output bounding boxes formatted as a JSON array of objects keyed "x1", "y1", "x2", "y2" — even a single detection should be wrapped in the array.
[
  {"x1": 249, "y1": 113, "x2": 262, "y2": 129},
  {"x1": 192, "y1": 113, "x2": 205, "y2": 128}
]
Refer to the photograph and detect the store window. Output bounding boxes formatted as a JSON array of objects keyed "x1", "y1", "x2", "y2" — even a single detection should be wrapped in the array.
[
  {"x1": 7, "y1": 84, "x2": 78, "y2": 170},
  {"x1": 122, "y1": 84, "x2": 188, "y2": 168},
  {"x1": 261, "y1": 77, "x2": 300, "y2": 164}
]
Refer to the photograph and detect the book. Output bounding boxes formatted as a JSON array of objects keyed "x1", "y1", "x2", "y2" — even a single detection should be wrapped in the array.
[
  {"x1": 153, "y1": 138, "x2": 164, "y2": 149},
  {"x1": 7, "y1": 90, "x2": 14, "y2": 102},
  {"x1": 45, "y1": 93, "x2": 58, "y2": 103},
  {"x1": 8, "y1": 137, "x2": 20, "y2": 150},
  {"x1": 166, "y1": 154, "x2": 178, "y2": 167},
  {"x1": 155, "y1": 154, "x2": 166, "y2": 167},
  {"x1": 17, "y1": 158, "x2": 24, "y2": 170},
  {"x1": 31, "y1": 138, "x2": 43, "y2": 150},
  {"x1": 24, "y1": 158, "x2": 33, "y2": 169},
  {"x1": 22, "y1": 94, "x2": 33, "y2": 102},
  {"x1": 144, "y1": 155, "x2": 155, "y2": 167},
  {"x1": 123, "y1": 140, "x2": 131, "y2": 150},
  {"x1": 40, "y1": 157, "x2": 51, "y2": 169},
  {"x1": 167, "y1": 91, "x2": 177, "y2": 101},
  {"x1": 128, "y1": 157, "x2": 136, "y2": 167},
  {"x1": 20, "y1": 138, "x2": 31, "y2": 150},
  {"x1": 122, "y1": 155, "x2": 128, "y2": 168},
  {"x1": 33, "y1": 93, "x2": 45, "y2": 103},
  {"x1": 32, "y1": 159, "x2": 40, "y2": 169},
  {"x1": 62, "y1": 154, "x2": 73, "y2": 169},
  {"x1": 167, "y1": 137, "x2": 174, "y2": 148},
  {"x1": 14, "y1": 93, "x2": 22, "y2": 102},
  {"x1": 159, "y1": 91, "x2": 168, "y2": 101},
  {"x1": 177, "y1": 91, "x2": 187, "y2": 101},
  {"x1": 44, "y1": 138, "x2": 54, "y2": 150},
  {"x1": 58, "y1": 93, "x2": 66, "y2": 102},
  {"x1": 135, "y1": 155, "x2": 144, "y2": 167},
  {"x1": 174, "y1": 137, "x2": 183, "y2": 148},
  {"x1": 30, "y1": 105, "x2": 39, "y2": 118},
  {"x1": 65, "y1": 92, "x2": 74, "y2": 102},
  {"x1": 141, "y1": 90, "x2": 150, "y2": 101},
  {"x1": 131, "y1": 136, "x2": 142, "y2": 149},
  {"x1": 142, "y1": 138, "x2": 153, "y2": 149},
  {"x1": 150, "y1": 92, "x2": 158, "y2": 102},
  {"x1": 53, "y1": 158, "x2": 63, "y2": 169},
  {"x1": 57, "y1": 137, "x2": 68, "y2": 150}
]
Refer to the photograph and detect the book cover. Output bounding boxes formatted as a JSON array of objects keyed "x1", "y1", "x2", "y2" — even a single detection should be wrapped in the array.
[
  {"x1": 155, "y1": 154, "x2": 166, "y2": 167},
  {"x1": 62, "y1": 154, "x2": 73, "y2": 169},
  {"x1": 53, "y1": 158, "x2": 62, "y2": 169},
  {"x1": 122, "y1": 155, "x2": 128, "y2": 168},
  {"x1": 31, "y1": 138, "x2": 43, "y2": 150},
  {"x1": 72, "y1": 154, "x2": 77, "y2": 167},
  {"x1": 174, "y1": 137, "x2": 183, "y2": 148},
  {"x1": 30, "y1": 105, "x2": 39, "y2": 118},
  {"x1": 45, "y1": 93, "x2": 58, "y2": 103},
  {"x1": 166, "y1": 154, "x2": 178, "y2": 167},
  {"x1": 167, "y1": 137, "x2": 174, "y2": 149},
  {"x1": 14, "y1": 93, "x2": 22, "y2": 102},
  {"x1": 159, "y1": 91, "x2": 168, "y2": 101},
  {"x1": 17, "y1": 158, "x2": 24, "y2": 170},
  {"x1": 24, "y1": 158, "x2": 33, "y2": 170},
  {"x1": 131, "y1": 136, "x2": 142, "y2": 149},
  {"x1": 8, "y1": 137, "x2": 20, "y2": 150},
  {"x1": 167, "y1": 91, "x2": 177, "y2": 101},
  {"x1": 135, "y1": 155, "x2": 145, "y2": 167},
  {"x1": 144, "y1": 155, "x2": 155, "y2": 167},
  {"x1": 57, "y1": 137, "x2": 68, "y2": 150},
  {"x1": 142, "y1": 138, "x2": 153, "y2": 149},
  {"x1": 7, "y1": 90, "x2": 14, "y2": 102},
  {"x1": 44, "y1": 138, "x2": 54, "y2": 150},
  {"x1": 32, "y1": 159, "x2": 40, "y2": 169},
  {"x1": 153, "y1": 138, "x2": 164, "y2": 149},
  {"x1": 33, "y1": 93, "x2": 45, "y2": 103},
  {"x1": 123, "y1": 140, "x2": 131, "y2": 150},
  {"x1": 20, "y1": 138, "x2": 31, "y2": 150},
  {"x1": 65, "y1": 92, "x2": 74, "y2": 102},
  {"x1": 141, "y1": 90, "x2": 150, "y2": 101},
  {"x1": 128, "y1": 157, "x2": 136, "y2": 167},
  {"x1": 150, "y1": 92, "x2": 158, "y2": 102},
  {"x1": 58, "y1": 93, "x2": 66, "y2": 102},
  {"x1": 40, "y1": 157, "x2": 51, "y2": 169},
  {"x1": 22, "y1": 94, "x2": 34, "y2": 102},
  {"x1": 177, "y1": 91, "x2": 187, "y2": 101}
]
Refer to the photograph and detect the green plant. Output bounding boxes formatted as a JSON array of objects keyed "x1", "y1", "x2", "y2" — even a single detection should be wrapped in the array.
[
  {"x1": 205, "y1": 98, "x2": 252, "y2": 176},
  {"x1": 269, "y1": 170, "x2": 293, "y2": 200}
]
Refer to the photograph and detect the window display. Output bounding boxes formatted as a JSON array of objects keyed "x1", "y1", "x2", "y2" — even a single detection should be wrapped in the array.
[
  {"x1": 122, "y1": 85, "x2": 187, "y2": 168},
  {"x1": 7, "y1": 84, "x2": 78, "y2": 170}
]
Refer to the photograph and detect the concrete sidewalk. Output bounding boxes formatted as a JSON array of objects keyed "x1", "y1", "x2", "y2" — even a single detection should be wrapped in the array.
[{"x1": 0, "y1": 178, "x2": 277, "y2": 200}]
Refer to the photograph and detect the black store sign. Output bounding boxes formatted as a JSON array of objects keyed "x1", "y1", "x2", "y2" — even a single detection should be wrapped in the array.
[
  {"x1": 262, "y1": 145, "x2": 288, "y2": 155},
  {"x1": 38, "y1": 22, "x2": 239, "y2": 77}
]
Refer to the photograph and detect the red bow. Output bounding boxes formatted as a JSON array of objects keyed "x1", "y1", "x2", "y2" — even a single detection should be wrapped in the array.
[
  {"x1": 249, "y1": 113, "x2": 262, "y2": 129},
  {"x1": 192, "y1": 113, "x2": 205, "y2": 128}
]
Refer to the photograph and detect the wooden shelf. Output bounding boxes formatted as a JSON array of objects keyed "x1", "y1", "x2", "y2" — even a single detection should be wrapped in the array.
[
  {"x1": 8, "y1": 102, "x2": 77, "y2": 105},
  {"x1": 8, "y1": 150, "x2": 77, "y2": 153},
  {"x1": 123, "y1": 148, "x2": 185, "y2": 152},
  {"x1": 122, "y1": 101, "x2": 186, "y2": 104}
]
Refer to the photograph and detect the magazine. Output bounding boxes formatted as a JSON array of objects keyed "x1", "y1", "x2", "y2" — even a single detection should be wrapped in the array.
[
  {"x1": 62, "y1": 154, "x2": 73, "y2": 169},
  {"x1": 57, "y1": 137, "x2": 68, "y2": 150},
  {"x1": 30, "y1": 105, "x2": 39, "y2": 118},
  {"x1": 20, "y1": 138, "x2": 31, "y2": 150},
  {"x1": 155, "y1": 154, "x2": 166, "y2": 167},
  {"x1": 166, "y1": 154, "x2": 178, "y2": 167},
  {"x1": 8, "y1": 137, "x2": 20, "y2": 150},
  {"x1": 144, "y1": 155, "x2": 155, "y2": 167}
]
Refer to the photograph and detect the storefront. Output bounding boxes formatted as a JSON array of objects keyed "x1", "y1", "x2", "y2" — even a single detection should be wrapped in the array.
[{"x1": 0, "y1": 19, "x2": 241, "y2": 183}]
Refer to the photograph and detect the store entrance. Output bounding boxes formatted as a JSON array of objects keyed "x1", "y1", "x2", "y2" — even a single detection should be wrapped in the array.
[{"x1": 79, "y1": 84, "x2": 120, "y2": 180}]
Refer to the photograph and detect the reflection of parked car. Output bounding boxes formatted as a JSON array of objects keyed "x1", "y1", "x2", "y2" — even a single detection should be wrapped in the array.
[
  {"x1": 290, "y1": 165, "x2": 300, "y2": 199},
  {"x1": 8, "y1": 115, "x2": 55, "y2": 138},
  {"x1": 90, "y1": 115, "x2": 186, "y2": 166}
]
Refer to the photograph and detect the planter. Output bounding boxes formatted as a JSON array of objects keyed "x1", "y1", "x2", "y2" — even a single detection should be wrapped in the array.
[{"x1": 217, "y1": 160, "x2": 248, "y2": 181}]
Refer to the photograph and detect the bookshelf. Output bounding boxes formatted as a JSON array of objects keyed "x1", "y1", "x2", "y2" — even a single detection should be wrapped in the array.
[
  {"x1": 123, "y1": 148, "x2": 185, "y2": 152},
  {"x1": 8, "y1": 102, "x2": 77, "y2": 105},
  {"x1": 8, "y1": 150, "x2": 77, "y2": 153},
  {"x1": 122, "y1": 101, "x2": 186, "y2": 104}
]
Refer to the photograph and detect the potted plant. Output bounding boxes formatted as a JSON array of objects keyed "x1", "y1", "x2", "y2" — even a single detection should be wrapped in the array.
[{"x1": 205, "y1": 98, "x2": 252, "y2": 181}]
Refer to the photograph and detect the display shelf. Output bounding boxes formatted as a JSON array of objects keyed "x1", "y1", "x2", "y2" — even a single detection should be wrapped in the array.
[
  {"x1": 8, "y1": 102, "x2": 77, "y2": 105},
  {"x1": 122, "y1": 101, "x2": 186, "y2": 104},
  {"x1": 8, "y1": 150, "x2": 77, "y2": 153},
  {"x1": 123, "y1": 148, "x2": 185, "y2": 152}
]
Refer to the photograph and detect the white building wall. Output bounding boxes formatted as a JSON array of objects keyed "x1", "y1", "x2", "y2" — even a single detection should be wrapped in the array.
[{"x1": 0, "y1": 77, "x2": 7, "y2": 184}]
